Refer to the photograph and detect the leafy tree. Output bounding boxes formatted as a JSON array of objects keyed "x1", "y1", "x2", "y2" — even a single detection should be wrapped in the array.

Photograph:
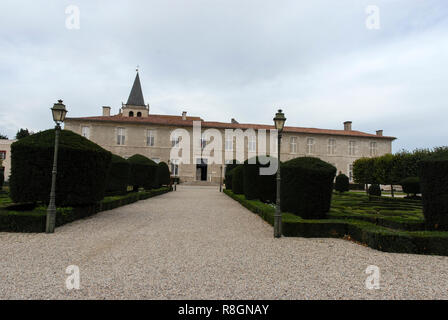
[
  {"x1": 0, "y1": 133, "x2": 8, "y2": 140},
  {"x1": 353, "y1": 158, "x2": 370, "y2": 194},
  {"x1": 15, "y1": 128, "x2": 31, "y2": 140},
  {"x1": 374, "y1": 154, "x2": 396, "y2": 197}
]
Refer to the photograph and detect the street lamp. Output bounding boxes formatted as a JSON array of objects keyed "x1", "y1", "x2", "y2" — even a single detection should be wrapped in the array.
[
  {"x1": 273, "y1": 109, "x2": 286, "y2": 238},
  {"x1": 46, "y1": 99, "x2": 67, "y2": 233}
]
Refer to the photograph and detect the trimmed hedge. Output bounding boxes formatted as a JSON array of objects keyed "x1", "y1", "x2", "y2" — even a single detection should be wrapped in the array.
[
  {"x1": 9, "y1": 129, "x2": 112, "y2": 206},
  {"x1": 281, "y1": 157, "x2": 336, "y2": 219},
  {"x1": 157, "y1": 162, "x2": 171, "y2": 186},
  {"x1": 231, "y1": 165, "x2": 244, "y2": 194},
  {"x1": 224, "y1": 189, "x2": 448, "y2": 256},
  {"x1": 243, "y1": 156, "x2": 276, "y2": 202},
  {"x1": 368, "y1": 184, "x2": 381, "y2": 197},
  {"x1": 105, "y1": 154, "x2": 130, "y2": 195},
  {"x1": 335, "y1": 173, "x2": 349, "y2": 193},
  {"x1": 128, "y1": 154, "x2": 158, "y2": 191},
  {"x1": 419, "y1": 153, "x2": 448, "y2": 230},
  {"x1": 0, "y1": 166, "x2": 4, "y2": 189},
  {"x1": 400, "y1": 177, "x2": 420, "y2": 197},
  {"x1": 0, "y1": 187, "x2": 171, "y2": 232}
]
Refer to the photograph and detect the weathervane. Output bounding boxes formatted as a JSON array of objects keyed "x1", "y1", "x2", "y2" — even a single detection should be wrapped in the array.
[{"x1": 136, "y1": 65, "x2": 140, "y2": 72}]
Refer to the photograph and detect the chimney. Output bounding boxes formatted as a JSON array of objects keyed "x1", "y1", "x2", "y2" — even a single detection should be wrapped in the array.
[
  {"x1": 343, "y1": 121, "x2": 352, "y2": 131},
  {"x1": 376, "y1": 130, "x2": 383, "y2": 136},
  {"x1": 231, "y1": 118, "x2": 239, "y2": 124},
  {"x1": 182, "y1": 111, "x2": 187, "y2": 120},
  {"x1": 102, "y1": 106, "x2": 111, "y2": 117}
]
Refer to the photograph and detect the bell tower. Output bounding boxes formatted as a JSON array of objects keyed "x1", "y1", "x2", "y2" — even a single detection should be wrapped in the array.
[{"x1": 121, "y1": 69, "x2": 150, "y2": 117}]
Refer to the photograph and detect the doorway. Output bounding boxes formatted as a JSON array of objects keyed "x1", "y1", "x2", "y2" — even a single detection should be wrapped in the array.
[{"x1": 196, "y1": 158, "x2": 207, "y2": 181}]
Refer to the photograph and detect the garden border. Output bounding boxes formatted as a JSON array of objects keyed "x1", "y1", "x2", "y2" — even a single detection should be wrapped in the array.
[{"x1": 224, "y1": 189, "x2": 448, "y2": 256}]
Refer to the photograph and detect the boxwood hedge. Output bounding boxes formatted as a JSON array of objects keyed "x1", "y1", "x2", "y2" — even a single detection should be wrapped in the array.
[
  {"x1": 419, "y1": 153, "x2": 448, "y2": 230},
  {"x1": 9, "y1": 129, "x2": 112, "y2": 206},
  {"x1": 335, "y1": 173, "x2": 349, "y2": 193},
  {"x1": 242, "y1": 156, "x2": 276, "y2": 202},
  {"x1": 105, "y1": 154, "x2": 130, "y2": 195},
  {"x1": 281, "y1": 157, "x2": 336, "y2": 219},
  {"x1": 231, "y1": 165, "x2": 244, "y2": 194},
  {"x1": 157, "y1": 162, "x2": 171, "y2": 186},
  {"x1": 128, "y1": 154, "x2": 158, "y2": 191}
]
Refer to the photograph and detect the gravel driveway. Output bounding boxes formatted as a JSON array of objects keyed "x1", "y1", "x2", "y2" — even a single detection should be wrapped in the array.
[{"x1": 1, "y1": 185, "x2": 448, "y2": 299}]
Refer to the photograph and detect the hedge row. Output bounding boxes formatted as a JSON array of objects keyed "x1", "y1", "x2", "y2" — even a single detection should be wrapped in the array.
[
  {"x1": 0, "y1": 187, "x2": 171, "y2": 232},
  {"x1": 9, "y1": 129, "x2": 112, "y2": 206},
  {"x1": 224, "y1": 189, "x2": 448, "y2": 256},
  {"x1": 419, "y1": 151, "x2": 448, "y2": 230}
]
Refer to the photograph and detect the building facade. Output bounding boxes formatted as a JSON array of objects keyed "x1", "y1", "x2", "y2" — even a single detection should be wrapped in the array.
[
  {"x1": 64, "y1": 72, "x2": 395, "y2": 183},
  {"x1": 0, "y1": 139, "x2": 17, "y2": 181}
]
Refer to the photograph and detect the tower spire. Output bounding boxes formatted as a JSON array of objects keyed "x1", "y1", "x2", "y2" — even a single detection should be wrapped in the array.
[{"x1": 126, "y1": 70, "x2": 145, "y2": 106}]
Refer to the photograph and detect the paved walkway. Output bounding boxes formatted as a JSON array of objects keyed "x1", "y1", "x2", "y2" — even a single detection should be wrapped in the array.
[{"x1": 1, "y1": 185, "x2": 448, "y2": 299}]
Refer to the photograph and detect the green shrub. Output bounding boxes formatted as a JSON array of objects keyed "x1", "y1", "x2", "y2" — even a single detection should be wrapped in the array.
[
  {"x1": 128, "y1": 154, "x2": 158, "y2": 191},
  {"x1": 281, "y1": 157, "x2": 336, "y2": 219},
  {"x1": 368, "y1": 184, "x2": 381, "y2": 197},
  {"x1": 224, "y1": 168, "x2": 234, "y2": 190},
  {"x1": 231, "y1": 165, "x2": 244, "y2": 194},
  {"x1": 242, "y1": 156, "x2": 276, "y2": 202},
  {"x1": 105, "y1": 154, "x2": 130, "y2": 195},
  {"x1": 419, "y1": 152, "x2": 448, "y2": 230},
  {"x1": 400, "y1": 177, "x2": 420, "y2": 197},
  {"x1": 335, "y1": 173, "x2": 349, "y2": 193},
  {"x1": 157, "y1": 162, "x2": 171, "y2": 186},
  {"x1": 9, "y1": 129, "x2": 111, "y2": 206},
  {"x1": 0, "y1": 166, "x2": 4, "y2": 189}
]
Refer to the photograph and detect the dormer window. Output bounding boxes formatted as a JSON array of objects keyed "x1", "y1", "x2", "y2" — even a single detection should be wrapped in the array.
[
  {"x1": 129, "y1": 111, "x2": 134, "y2": 117},
  {"x1": 137, "y1": 112, "x2": 142, "y2": 117}
]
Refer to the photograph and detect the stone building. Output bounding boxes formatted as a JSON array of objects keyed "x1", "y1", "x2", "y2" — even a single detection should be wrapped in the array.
[
  {"x1": 64, "y1": 72, "x2": 396, "y2": 183},
  {"x1": 0, "y1": 139, "x2": 17, "y2": 181}
]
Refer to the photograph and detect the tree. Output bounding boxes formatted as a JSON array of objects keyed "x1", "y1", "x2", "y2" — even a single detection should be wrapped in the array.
[
  {"x1": 373, "y1": 154, "x2": 396, "y2": 197},
  {"x1": 335, "y1": 172, "x2": 350, "y2": 193},
  {"x1": 353, "y1": 158, "x2": 370, "y2": 194},
  {"x1": 0, "y1": 133, "x2": 8, "y2": 140},
  {"x1": 15, "y1": 128, "x2": 31, "y2": 140}
]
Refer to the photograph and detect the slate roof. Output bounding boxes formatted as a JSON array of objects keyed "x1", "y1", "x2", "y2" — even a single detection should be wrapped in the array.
[{"x1": 126, "y1": 72, "x2": 145, "y2": 106}]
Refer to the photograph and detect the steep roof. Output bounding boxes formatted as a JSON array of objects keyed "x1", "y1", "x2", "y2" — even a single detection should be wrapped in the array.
[
  {"x1": 65, "y1": 114, "x2": 396, "y2": 140},
  {"x1": 126, "y1": 72, "x2": 145, "y2": 106}
]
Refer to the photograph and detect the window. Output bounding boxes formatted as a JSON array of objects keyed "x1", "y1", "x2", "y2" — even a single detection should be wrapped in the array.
[
  {"x1": 248, "y1": 135, "x2": 256, "y2": 152},
  {"x1": 117, "y1": 127, "x2": 125, "y2": 145},
  {"x1": 137, "y1": 112, "x2": 142, "y2": 117},
  {"x1": 171, "y1": 133, "x2": 180, "y2": 148},
  {"x1": 0, "y1": 151, "x2": 5, "y2": 160},
  {"x1": 81, "y1": 126, "x2": 90, "y2": 139},
  {"x1": 290, "y1": 137, "x2": 298, "y2": 153},
  {"x1": 370, "y1": 142, "x2": 378, "y2": 156},
  {"x1": 129, "y1": 111, "x2": 134, "y2": 117},
  {"x1": 348, "y1": 164, "x2": 354, "y2": 182},
  {"x1": 327, "y1": 138, "x2": 336, "y2": 155},
  {"x1": 349, "y1": 141, "x2": 356, "y2": 156},
  {"x1": 225, "y1": 136, "x2": 233, "y2": 151},
  {"x1": 306, "y1": 138, "x2": 315, "y2": 154},
  {"x1": 170, "y1": 159, "x2": 179, "y2": 176},
  {"x1": 147, "y1": 130, "x2": 155, "y2": 146}
]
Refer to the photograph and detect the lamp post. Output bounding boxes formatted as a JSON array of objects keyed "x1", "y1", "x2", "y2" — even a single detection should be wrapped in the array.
[
  {"x1": 46, "y1": 100, "x2": 68, "y2": 233},
  {"x1": 273, "y1": 109, "x2": 286, "y2": 238}
]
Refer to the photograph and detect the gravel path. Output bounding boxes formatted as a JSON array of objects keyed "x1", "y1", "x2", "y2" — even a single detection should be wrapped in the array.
[{"x1": 1, "y1": 185, "x2": 448, "y2": 299}]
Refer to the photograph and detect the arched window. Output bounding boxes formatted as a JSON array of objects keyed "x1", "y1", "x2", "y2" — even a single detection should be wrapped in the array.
[
  {"x1": 137, "y1": 112, "x2": 142, "y2": 117},
  {"x1": 129, "y1": 111, "x2": 134, "y2": 117}
]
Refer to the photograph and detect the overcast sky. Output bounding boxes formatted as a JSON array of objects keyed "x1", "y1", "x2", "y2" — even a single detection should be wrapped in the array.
[{"x1": 0, "y1": 0, "x2": 447, "y2": 152}]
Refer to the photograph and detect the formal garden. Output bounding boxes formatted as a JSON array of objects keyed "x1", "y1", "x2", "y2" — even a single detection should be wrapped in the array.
[
  {"x1": 224, "y1": 147, "x2": 448, "y2": 256},
  {"x1": 0, "y1": 129, "x2": 171, "y2": 232}
]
